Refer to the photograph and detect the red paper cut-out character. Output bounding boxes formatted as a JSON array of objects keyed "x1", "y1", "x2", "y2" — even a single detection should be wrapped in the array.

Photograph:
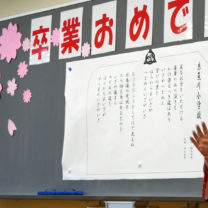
[
  {"x1": 61, "y1": 17, "x2": 80, "y2": 55},
  {"x1": 168, "y1": 0, "x2": 190, "y2": 34},
  {"x1": 129, "y1": 5, "x2": 150, "y2": 41},
  {"x1": 32, "y1": 26, "x2": 49, "y2": 60},
  {"x1": 94, "y1": 14, "x2": 114, "y2": 49}
]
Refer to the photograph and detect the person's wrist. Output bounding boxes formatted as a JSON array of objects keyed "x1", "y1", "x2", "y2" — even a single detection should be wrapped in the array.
[{"x1": 204, "y1": 157, "x2": 208, "y2": 170}]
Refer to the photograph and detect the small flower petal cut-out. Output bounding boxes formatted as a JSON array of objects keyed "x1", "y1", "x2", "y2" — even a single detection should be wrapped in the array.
[
  {"x1": 81, "y1": 42, "x2": 91, "y2": 58},
  {"x1": 17, "y1": 61, "x2": 28, "y2": 78},
  {"x1": 23, "y1": 89, "x2": 32, "y2": 103},
  {"x1": 22, "y1": 38, "x2": 30, "y2": 52},
  {"x1": 8, "y1": 119, "x2": 17, "y2": 136},
  {"x1": 51, "y1": 28, "x2": 60, "y2": 47},
  {"x1": 7, "y1": 78, "x2": 17, "y2": 96}
]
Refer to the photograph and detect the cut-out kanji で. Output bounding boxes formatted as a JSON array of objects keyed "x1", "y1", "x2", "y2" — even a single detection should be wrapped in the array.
[{"x1": 168, "y1": 0, "x2": 190, "y2": 34}]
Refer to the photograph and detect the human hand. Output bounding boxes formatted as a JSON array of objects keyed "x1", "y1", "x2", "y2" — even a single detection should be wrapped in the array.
[{"x1": 190, "y1": 122, "x2": 208, "y2": 167}]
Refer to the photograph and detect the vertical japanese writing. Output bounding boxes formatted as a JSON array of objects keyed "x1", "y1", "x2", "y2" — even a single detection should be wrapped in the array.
[
  {"x1": 179, "y1": 64, "x2": 184, "y2": 121},
  {"x1": 184, "y1": 137, "x2": 187, "y2": 159},
  {"x1": 143, "y1": 70, "x2": 148, "y2": 119},
  {"x1": 149, "y1": 69, "x2": 153, "y2": 113},
  {"x1": 184, "y1": 137, "x2": 194, "y2": 160},
  {"x1": 196, "y1": 62, "x2": 202, "y2": 119},
  {"x1": 96, "y1": 77, "x2": 101, "y2": 122},
  {"x1": 142, "y1": 64, "x2": 184, "y2": 122},
  {"x1": 155, "y1": 68, "x2": 160, "y2": 96},
  {"x1": 95, "y1": 71, "x2": 137, "y2": 147},
  {"x1": 173, "y1": 65, "x2": 178, "y2": 111},
  {"x1": 190, "y1": 146, "x2": 193, "y2": 159},
  {"x1": 131, "y1": 72, "x2": 136, "y2": 147},
  {"x1": 161, "y1": 67, "x2": 166, "y2": 106},
  {"x1": 125, "y1": 73, "x2": 130, "y2": 110},
  {"x1": 113, "y1": 75, "x2": 118, "y2": 105},
  {"x1": 108, "y1": 75, "x2": 112, "y2": 106},
  {"x1": 167, "y1": 67, "x2": 172, "y2": 122},
  {"x1": 119, "y1": 74, "x2": 124, "y2": 132},
  {"x1": 102, "y1": 76, "x2": 107, "y2": 117}
]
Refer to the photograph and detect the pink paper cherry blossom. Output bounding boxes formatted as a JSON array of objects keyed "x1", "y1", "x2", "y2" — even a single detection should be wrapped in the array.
[
  {"x1": 22, "y1": 38, "x2": 30, "y2": 52},
  {"x1": 8, "y1": 119, "x2": 17, "y2": 136},
  {"x1": 17, "y1": 61, "x2": 28, "y2": 78},
  {"x1": 7, "y1": 78, "x2": 17, "y2": 96},
  {"x1": 51, "y1": 28, "x2": 60, "y2": 47},
  {"x1": 0, "y1": 22, "x2": 22, "y2": 63},
  {"x1": 81, "y1": 42, "x2": 91, "y2": 58},
  {"x1": 23, "y1": 89, "x2": 32, "y2": 103}
]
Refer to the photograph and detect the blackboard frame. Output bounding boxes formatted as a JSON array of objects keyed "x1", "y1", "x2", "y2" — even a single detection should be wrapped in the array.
[{"x1": 0, "y1": 0, "x2": 206, "y2": 201}]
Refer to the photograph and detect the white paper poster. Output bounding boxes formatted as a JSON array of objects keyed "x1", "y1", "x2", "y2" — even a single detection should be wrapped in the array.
[
  {"x1": 91, "y1": 1, "x2": 117, "y2": 55},
  {"x1": 62, "y1": 41, "x2": 208, "y2": 180},
  {"x1": 125, "y1": 0, "x2": 153, "y2": 49},
  {"x1": 59, "y1": 8, "x2": 83, "y2": 59},
  {"x1": 205, "y1": 1, "x2": 208, "y2": 37},
  {"x1": 164, "y1": 0, "x2": 193, "y2": 43},
  {"x1": 30, "y1": 15, "x2": 52, "y2": 65}
]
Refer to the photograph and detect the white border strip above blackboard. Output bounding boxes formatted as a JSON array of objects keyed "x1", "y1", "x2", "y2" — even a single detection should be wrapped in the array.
[{"x1": 0, "y1": 0, "x2": 91, "y2": 21}]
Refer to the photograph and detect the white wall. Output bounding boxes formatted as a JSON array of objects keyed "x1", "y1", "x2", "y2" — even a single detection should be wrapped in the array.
[{"x1": 0, "y1": 0, "x2": 76, "y2": 19}]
